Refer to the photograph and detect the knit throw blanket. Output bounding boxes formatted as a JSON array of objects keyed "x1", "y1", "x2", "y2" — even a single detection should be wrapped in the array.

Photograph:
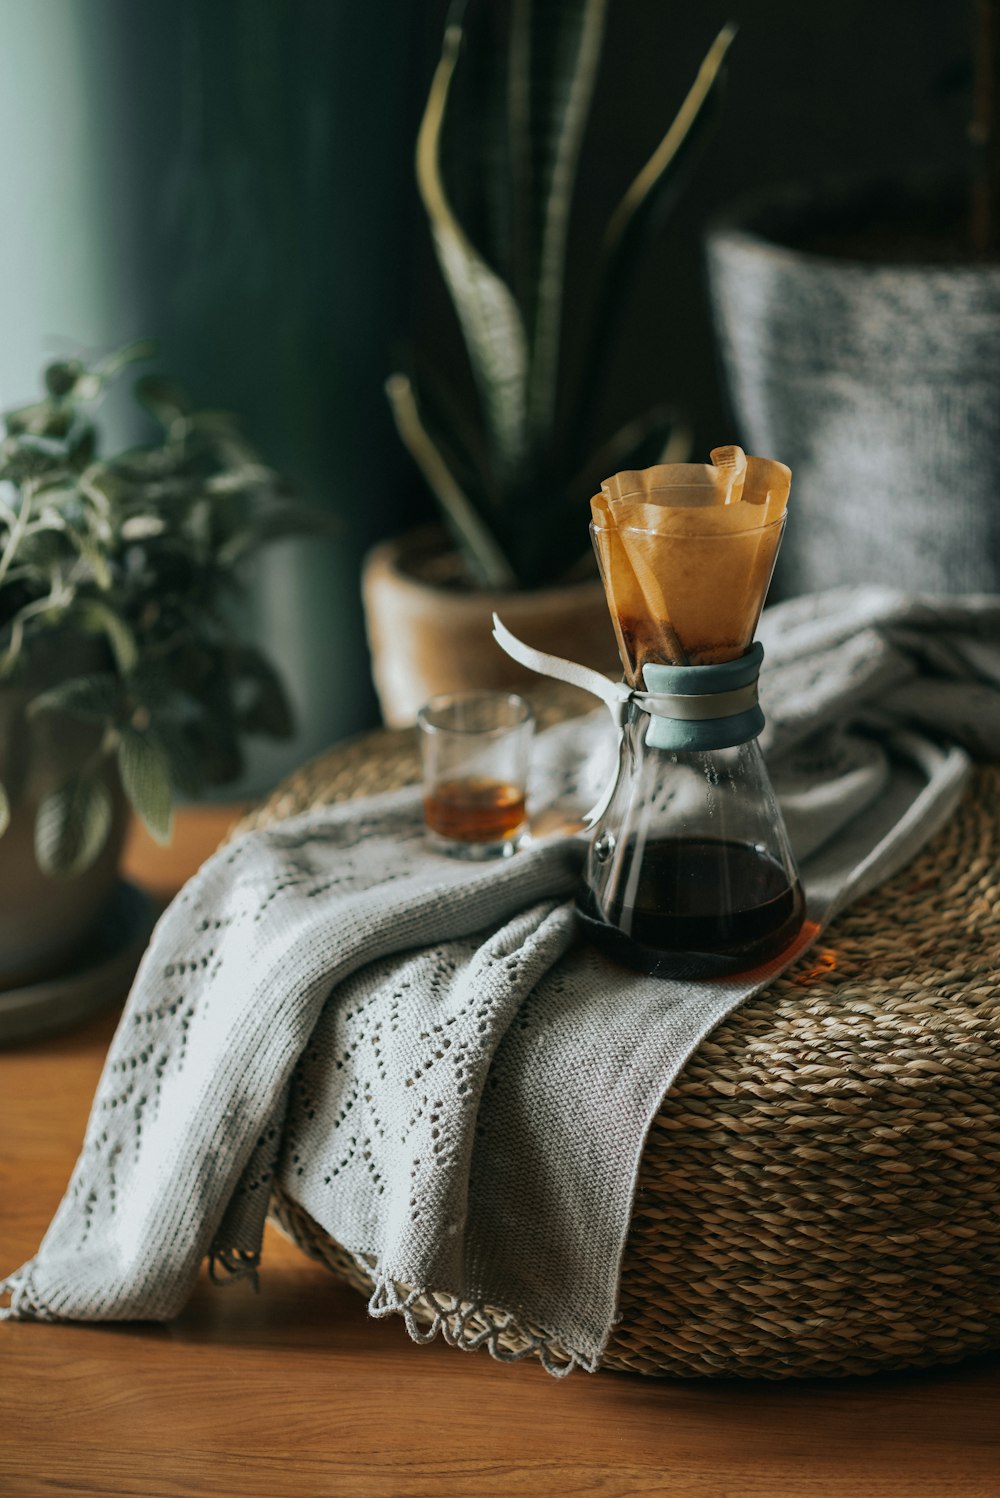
[{"x1": 3, "y1": 588, "x2": 1000, "y2": 1375}]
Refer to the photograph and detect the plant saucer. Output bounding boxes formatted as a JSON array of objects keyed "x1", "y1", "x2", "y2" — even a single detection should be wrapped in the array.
[{"x1": 0, "y1": 881, "x2": 155, "y2": 1047}]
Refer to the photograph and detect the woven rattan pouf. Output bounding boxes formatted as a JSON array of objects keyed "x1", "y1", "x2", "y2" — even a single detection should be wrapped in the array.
[{"x1": 251, "y1": 723, "x2": 1000, "y2": 1380}]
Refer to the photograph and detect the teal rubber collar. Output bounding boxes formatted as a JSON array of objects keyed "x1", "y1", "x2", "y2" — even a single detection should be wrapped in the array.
[{"x1": 638, "y1": 642, "x2": 765, "y2": 751}]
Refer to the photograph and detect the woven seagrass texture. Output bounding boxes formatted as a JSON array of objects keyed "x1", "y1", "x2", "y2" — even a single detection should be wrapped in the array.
[{"x1": 253, "y1": 730, "x2": 1000, "y2": 1380}]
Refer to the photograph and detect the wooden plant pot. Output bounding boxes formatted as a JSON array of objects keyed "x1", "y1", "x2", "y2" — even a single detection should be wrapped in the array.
[{"x1": 361, "y1": 527, "x2": 618, "y2": 727}]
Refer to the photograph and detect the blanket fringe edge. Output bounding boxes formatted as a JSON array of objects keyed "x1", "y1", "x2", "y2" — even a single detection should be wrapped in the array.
[
  {"x1": 0, "y1": 1267, "x2": 57, "y2": 1323},
  {"x1": 366, "y1": 1267, "x2": 595, "y2": 1377}
]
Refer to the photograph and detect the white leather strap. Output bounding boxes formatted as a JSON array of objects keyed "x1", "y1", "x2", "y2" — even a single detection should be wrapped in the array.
[
  {"x1": 491, "y1": 614, "x2": 630, "y2": 725},
  {"x1": 492, "y1": 615, "x2": 628, "y2": 826}
]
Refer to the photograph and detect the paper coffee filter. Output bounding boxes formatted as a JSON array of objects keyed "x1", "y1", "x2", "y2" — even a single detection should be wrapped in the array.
[
  {"x1": 601, "y1": 461, "x2": 734, "y2": 508},
  {"x1": 740, "y1": 454, "x2": 792, "y2": 521},
  {"x1": 706, "y1": 444, "x2": 747, "y2": 500},
  {"x1": 591, "y1": 447, "x2": 790, "y2": 679},
  {"x1": 591, "y1": 516, "x2": 688, "y2": 675}
]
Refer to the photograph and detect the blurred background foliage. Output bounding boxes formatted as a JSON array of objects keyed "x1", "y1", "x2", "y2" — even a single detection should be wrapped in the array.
[{"x1": 0, "y1": 0, "x2": 973, "y2": 791}]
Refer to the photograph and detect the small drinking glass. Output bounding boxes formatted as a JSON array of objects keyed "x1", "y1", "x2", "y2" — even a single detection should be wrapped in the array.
[{"x1": 417, "y1": 691, "x2": 534, "y2": 859}]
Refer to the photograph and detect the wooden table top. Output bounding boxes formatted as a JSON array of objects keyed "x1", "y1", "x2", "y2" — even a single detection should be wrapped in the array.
[{"x1": 2, "y1": 805, "x2": 999, "y2": 1498}]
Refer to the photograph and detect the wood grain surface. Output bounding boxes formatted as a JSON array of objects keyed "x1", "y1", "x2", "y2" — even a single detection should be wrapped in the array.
[{"x1": 1, "y1": 807, "x2": 998, "y2": 1498}]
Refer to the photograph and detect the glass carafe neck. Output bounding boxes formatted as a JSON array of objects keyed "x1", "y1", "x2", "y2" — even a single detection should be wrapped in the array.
[{"x1": 636, "y1": 641, "x2": 765, "y2": 752}]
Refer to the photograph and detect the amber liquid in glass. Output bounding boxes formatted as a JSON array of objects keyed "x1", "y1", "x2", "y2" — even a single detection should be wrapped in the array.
[
  {"x1": 423, "y1": 776, "x2": 527, "y2": 844},
  {"x1": 577, "y1": 836, "x2": 805, "y2": 978}
]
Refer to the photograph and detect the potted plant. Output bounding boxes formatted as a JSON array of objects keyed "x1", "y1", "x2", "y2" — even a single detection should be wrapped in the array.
[
  {"x1": 706, "y1": 2, "x2": 1000, "y2": 598},
  {"x1": 364, "y1": 0, "x2": 736, "y2": 724},
  {"x1": 0, "y1": 346, "x2": 320, "y2": 1012}
]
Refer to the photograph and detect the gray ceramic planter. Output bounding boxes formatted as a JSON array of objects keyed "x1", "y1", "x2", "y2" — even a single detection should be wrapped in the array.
[
  {"x1": 0, "y1": 639, "x2": 128, "y2": 989},
  {"x1": 706, "y1": 189, "x2": 1000, "y2": 597}
]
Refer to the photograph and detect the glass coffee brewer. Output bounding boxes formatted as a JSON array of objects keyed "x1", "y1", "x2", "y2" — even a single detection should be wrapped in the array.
[
  {"x1": 497, "y1": 447, "x2": 805, "y2": 980},
  {"x1": 579, "y1": 450, "x2": 804, "y2": 977}
]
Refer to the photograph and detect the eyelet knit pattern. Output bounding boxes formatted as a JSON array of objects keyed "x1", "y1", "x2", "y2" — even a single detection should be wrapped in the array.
[{"x1": 3, "y1": 589, "x2": 999, "y2": 1379}]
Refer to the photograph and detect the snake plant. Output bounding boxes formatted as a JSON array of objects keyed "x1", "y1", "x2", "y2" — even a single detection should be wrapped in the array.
[{"x1": 388, "y1": 0, "x2": 736, "y2": 590}]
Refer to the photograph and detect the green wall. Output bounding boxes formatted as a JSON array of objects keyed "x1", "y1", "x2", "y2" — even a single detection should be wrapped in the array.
[{"x1": 0, "y1": 0, "x2": 424, "y2": 792}]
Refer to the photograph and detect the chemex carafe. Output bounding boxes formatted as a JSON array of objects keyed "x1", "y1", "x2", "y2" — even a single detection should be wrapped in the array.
[{"x1": 577, "y1": 450, "x2": 804, "y2": 978}]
